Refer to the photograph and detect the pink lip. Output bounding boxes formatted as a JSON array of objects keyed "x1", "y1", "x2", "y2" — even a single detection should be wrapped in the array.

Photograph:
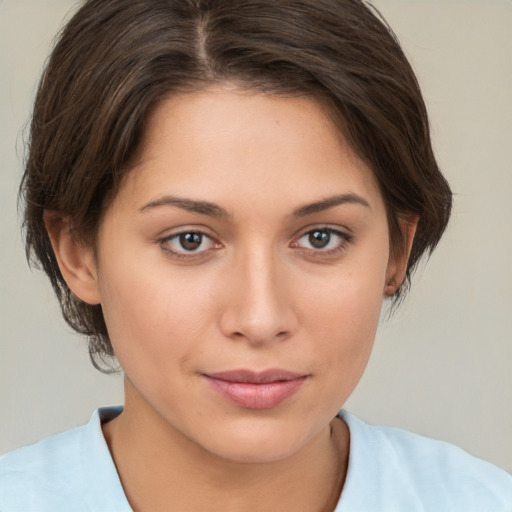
[{"x1": 203, "y1": 369, "x2": 308, "y2": 409}]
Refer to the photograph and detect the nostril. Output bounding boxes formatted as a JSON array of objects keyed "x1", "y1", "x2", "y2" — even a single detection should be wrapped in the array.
[
  {"x1": 273, "y1": 331, "x2": 291, "y2": 342},
  {"x1": 229, "y1": 329, "x2": 290, "y2": 343}
]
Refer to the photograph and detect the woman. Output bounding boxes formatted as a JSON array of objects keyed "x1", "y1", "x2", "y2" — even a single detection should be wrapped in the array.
[{"x1": 1, "y1": 0, "x2": 510, "y2": 510}]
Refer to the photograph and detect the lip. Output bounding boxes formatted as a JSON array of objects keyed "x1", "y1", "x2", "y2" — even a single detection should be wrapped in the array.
[{"x1": 203, "y1": 369, "x2": 308, "y2": 409}]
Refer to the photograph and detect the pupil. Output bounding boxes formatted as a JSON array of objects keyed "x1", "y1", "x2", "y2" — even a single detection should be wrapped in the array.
[
  {"x1": 180, "y1": 232, "x2": 202, "y2": 251},
  {"x1": 309, "y1": 230, "x2": 330, "y2": 248}
]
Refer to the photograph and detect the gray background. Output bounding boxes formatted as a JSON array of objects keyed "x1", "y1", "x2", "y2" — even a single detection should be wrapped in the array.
[{"x1": 1, "y1": 0, "x2": 511, "y2": 472}]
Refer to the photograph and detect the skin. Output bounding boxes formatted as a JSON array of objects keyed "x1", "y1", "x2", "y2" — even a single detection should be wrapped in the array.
[{"x1": 47, "y1": 85, "x2": 415, "y2": 511}]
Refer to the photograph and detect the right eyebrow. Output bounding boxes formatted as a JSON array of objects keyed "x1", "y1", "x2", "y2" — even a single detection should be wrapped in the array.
[
  {"x1": 292, "y1": 193, "x2": 371, "y2": 217},
  {"x1": 138, "y1": 196, "x2": 230, "y2": 219}
]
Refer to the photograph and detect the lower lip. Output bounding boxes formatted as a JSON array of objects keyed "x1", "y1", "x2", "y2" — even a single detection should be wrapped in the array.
[{"x1": 205, "y1": 376, "x2": 307, "y2": 409}]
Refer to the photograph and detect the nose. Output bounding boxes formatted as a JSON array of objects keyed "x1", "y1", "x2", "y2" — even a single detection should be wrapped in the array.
[{"x1": 219, "y1": 247, "x2": 298, "y2": 346}]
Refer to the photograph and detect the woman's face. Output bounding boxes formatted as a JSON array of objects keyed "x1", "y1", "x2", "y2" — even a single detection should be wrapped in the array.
[{"x1": 89, "y1": 86, "x2": 399, "y2": 462}]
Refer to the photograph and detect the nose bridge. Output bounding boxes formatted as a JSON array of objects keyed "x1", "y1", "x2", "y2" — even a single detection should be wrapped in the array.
[{"x1": 220, "y1": 240, "x2": 295, "y2": 344}]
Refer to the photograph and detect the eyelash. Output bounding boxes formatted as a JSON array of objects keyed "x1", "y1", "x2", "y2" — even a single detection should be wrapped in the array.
[
  {"x1": 159, "y1": 230, "x2": 221, "y2": 259},
  {"x1": 291, "y1": 227, "x2": 353, "y2": 257},
  {"x1": 158, "y1": 226, "x2": 353, "y2": 259}
]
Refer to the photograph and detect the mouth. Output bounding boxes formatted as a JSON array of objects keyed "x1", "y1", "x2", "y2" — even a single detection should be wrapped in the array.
[{"x1": 202, "y1": 369, "x2": 309, "y2": 409}]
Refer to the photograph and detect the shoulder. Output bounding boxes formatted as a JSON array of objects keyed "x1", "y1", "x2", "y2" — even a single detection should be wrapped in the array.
[
  {"x1": 0, "y1": 423, "x2": 87, "y2": 511},
  {"x1": 0, "y1": 406, "x2": 129, "y2": 512},
  {"x1": 337, "y1": 411, "x2": 512, "y2": 512}
]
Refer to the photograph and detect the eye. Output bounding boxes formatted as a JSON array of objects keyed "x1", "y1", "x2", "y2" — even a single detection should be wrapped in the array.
[
  {"x1": 292, "y1": 227, "x2": 351, "y2": 254},
  {"x1": 160, "y1": 230, "x2": 219, "y2": 256}
]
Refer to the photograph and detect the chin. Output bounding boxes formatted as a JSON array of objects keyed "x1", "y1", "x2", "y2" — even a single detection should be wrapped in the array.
[
  {"x1": 195, "y1": 416, "x2": 319, "y2": 464},
  {"x1": 211, "y1": 438, "x2": 303, "y2": 464}
]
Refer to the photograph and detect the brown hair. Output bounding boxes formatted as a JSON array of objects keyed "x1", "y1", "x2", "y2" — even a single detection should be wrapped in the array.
[{"x1": 21, "y1": 0, "x2": 452, "y2": 371}]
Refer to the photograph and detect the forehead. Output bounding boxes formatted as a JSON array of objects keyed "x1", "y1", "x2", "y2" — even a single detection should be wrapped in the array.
[{"x1": 115, "y1": 86, "x2": 384, "y2": 217}]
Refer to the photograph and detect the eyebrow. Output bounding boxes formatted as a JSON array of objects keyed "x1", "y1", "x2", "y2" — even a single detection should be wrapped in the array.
[
  {"x1": 293, "y1": 193, "x2": 370, "y2": 217},
  {"x1": 138, "y1": 192, "x2": 370, "y2": 218},
  {"x1": 139, "y1": 196, "x2": 230, "y2": 218}
]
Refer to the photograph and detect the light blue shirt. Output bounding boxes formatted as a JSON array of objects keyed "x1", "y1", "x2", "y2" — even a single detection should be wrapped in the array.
[{"x1": 1, "y1": 407, "x2": 511, "y2": 511}]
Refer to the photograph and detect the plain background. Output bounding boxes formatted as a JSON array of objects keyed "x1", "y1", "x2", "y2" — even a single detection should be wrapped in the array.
[{"x1": 1, "y1": 0, "x2": 511, "y2": 472}]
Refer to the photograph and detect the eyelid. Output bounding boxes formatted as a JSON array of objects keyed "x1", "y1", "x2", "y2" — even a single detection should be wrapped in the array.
[
  {"x1": 290, "y1": 225, "x2": 353, "y2": 254},
  {"x1": 158, "y1": 226, "x2": 223, "y2": 257},
  {"x1": 155, "y1": 223, "x2": 216, "y2": 239},
  {"x1": 291, "y1": 224, "x2": 353, "y2": 242}
]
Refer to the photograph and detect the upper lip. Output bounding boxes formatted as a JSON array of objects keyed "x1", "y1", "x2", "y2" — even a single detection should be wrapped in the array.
[{"x1": 205, "y1": 369, "x2": 307, "y2": 384}]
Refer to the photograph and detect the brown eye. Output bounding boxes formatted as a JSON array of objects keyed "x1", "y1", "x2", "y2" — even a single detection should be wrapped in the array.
[
  {"x1": 308, "y1": 230, "x2": 331, "y2": 249},
  {"x1": 161, "y1": 230, "x2": 218, "y2": 256},
  {"x1": 293, "y1": 227, "x2": 351, "y2": 254},
  {"x1": 179, "y1": 232, "x2": 203, "y2": 251}
]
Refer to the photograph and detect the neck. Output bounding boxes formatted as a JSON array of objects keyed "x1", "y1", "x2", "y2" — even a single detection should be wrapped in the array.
[{"x1": 102, "y1": 380, "x2": 349, "y2": 512}]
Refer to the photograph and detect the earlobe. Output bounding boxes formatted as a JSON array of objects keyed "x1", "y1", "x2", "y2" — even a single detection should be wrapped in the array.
[
  {"x1": 44, "y1": 211, "x2": 101, "y2": 305},
  {"x1": 384, "y1": 215, "x2": 419, "y2": 297}
]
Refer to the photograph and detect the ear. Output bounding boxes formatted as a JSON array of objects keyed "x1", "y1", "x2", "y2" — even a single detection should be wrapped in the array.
[
  {"x1": 44, "y1": 211, "x2": 101, "y2": 305},
  {"x1": 384, "y1": 215, "x2": 419, "y2": 297}
]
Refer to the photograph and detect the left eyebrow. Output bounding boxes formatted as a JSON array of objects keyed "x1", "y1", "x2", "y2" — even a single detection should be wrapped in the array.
[
  {"x1": 293, "y1": 193, "x2": 370, "y2": 217},
  {"x1": 138, "y1": 196, "x2": 230, "y2": 218}
]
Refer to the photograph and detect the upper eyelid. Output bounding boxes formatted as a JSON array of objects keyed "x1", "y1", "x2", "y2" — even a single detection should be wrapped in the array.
[
  {"x1": 292, "y1": 227, "x2": 353, "y2": 251},
  {"x1": 296, "y1": 228, "x2": 351, "y2": 242},
  {"x1": 292, "y1": 224, "x2": 352, "y2": 240},
  {"x1": 157, "y1": 225, "x2": 218, "y2": 240},
  {"x1": 162, "y1": 231, "x2": 217, "y2": 245},
  {"x1": 159, "y1": 231, "x2": 220, "y2": 258},
  {"x1": 159, "y1": 228, "x2": 217, "y2": 245},
  {"x1": 156, "y1": 224, "x2": 352, "y2": 244}
]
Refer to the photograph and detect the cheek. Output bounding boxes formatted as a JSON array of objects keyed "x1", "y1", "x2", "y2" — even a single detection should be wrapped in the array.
[
  {"x1": 309, "y1": 285, "x2": 381, "y2": 365},
  {"x1": 304, "y1": 251, "x2": 387, "y2": 329},
  {"x1": 96, "y1": 255, "x2": 216, "y2": 371},
  {"x1": 300, "y1": 250, "x2": 388, "y2": 378}
]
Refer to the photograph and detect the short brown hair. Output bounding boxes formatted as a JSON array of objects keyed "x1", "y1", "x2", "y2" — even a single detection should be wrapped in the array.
[{"x1": 21, "y1": 0, "x2": 452, "y2": 371}]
